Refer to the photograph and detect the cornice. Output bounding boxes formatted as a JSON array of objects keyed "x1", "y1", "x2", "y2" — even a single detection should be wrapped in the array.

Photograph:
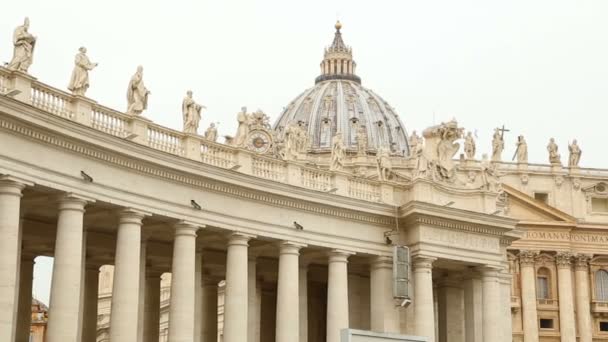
[{"x1": 0, "y1": 109, "x2": 395, "y2": 226}]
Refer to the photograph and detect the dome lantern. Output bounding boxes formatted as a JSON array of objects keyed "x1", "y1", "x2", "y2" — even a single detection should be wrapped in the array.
[{"x1": 315, "y1": 21, "x2": 361, "y2": 85}]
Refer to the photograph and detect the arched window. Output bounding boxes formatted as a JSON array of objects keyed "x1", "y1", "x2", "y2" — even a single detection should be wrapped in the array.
[
  {"x1": 596, "y1": 270, "x2": 608, "y2": 301},
  {"x1": 536, "y1": 267, "x2": 551, "y2": 299}
]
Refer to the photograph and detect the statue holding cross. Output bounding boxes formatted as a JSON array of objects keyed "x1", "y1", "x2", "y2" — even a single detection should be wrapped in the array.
[{"x1": 492, "y1": 125, "x2": 509, "y2": 162}]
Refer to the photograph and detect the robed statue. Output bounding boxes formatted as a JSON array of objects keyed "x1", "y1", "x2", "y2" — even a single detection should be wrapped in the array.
[
  {"x1": 233, "y1": 107, "x2": 250, "y2": 147},
  {"x1": 547, "y1": 138, "x2": 561, "y2": 165},
  {"x1": 8, "y1": 17, "x2": 37, "y2": 73},
  {"x1": 514, "y1": 135, "x2": 528, "y2": 164},
  {"x1": 330, "y1": 133, "x2": 345, "y2": 171},
  {"x1": 376, "y1": 145, "x2": 392, "y2": 181},
  {"x1": 182, "y1": 90, "x2": 205, "y2": 134},
  {"x1": 568, "y1": 140, "x2": 582, "y2": 167},
  {"x1": 67, "y1": 47, "x2": 98, "y2": 96},
  {"x1": 464, "y1": 132, "x2": 476, "y2": 159},
  {"x1": 491, "y1": 128, "x2": 504, "y2": 162},
  {"x1": 204, "y1": 123, "x2": 218, "y2": 142},
  {"x1": 126, "y1": 66, "x2": 150, "y2": 115}
]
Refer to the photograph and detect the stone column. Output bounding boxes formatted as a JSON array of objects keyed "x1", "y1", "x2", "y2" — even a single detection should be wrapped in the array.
[
  {"x1": 109, "y1": 209, "x2": 146, "y2": 342},
  {"x1": 248, "y1": 255, "x2": 261, "y2": 342},
  {"x1": 201, "y1": 278, "x2": 218, "y2": 342},
  {"x1": 574, "y1": 254, "x2": 592, "y2": 342},
  {"x1": 519, "y1": 251, "x2": 539, "y2": 342},
  {"x1": 46, "y1": 194, "x2": 91, "y2": 342},
  {"x1": 499, "y1": 270, "x2": 514, "y2": 342},
  {"x1": 137, "y1": 238, "x2": 148, "y2": 342},
  {"x1": 299, "y1": 263, "x2": 309, "y2": 342},
  {"x1": 15, "y1": 255, "x2": 35, "y2": 342},
  {"x1": 143, "y1": 270, "x2": 162, "y2": 342},
  {"x1": 276, "y1": 242, "x2": 305, "y2": 342},
  {"x1": 413, "y1": 256, "x2": 436, "y2": 342},
  {"x1": 223, "y1": 233, "x2": 253, "y2": 342},
  {"x1": 370, "y1": 256, "x2": 399, "y2": 333},
  {"x1": 327, "y1": 249, "x2": 352, "y2": 342},
  {"x1": 480, "y1": 267, "x2": 501, "y2": 342},
  {"x1": 168, "y1": 222, "x2": 200, "y2": 342},
  {"x1": 82, "y1": 263, "x2": 100, "y2": 342},
  {"x1": 437, "y1": 275, "x2": 464, "y2": 342},
  {"x1": 194, "y1": 251, "x2": 203, "y2": 342},
  {"x1": 555, "y1": 253, "x2": 576, "y2": 342},
  {"x1": 0, "y1": 176, "x2": 30, "y2": 342},
  {"x1": 463, "y1": 272, "x2": 483, "y2": 342}
]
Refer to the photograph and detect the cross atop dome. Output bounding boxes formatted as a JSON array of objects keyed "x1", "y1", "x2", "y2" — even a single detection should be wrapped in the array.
[{"x1": 315, "y1": 21, "x2": 361, "y2": 84}]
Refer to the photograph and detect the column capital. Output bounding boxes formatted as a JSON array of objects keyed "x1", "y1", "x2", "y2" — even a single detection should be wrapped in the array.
[
  {"x1": 574, "y1": 254, "x2": 592, "y2": 270},
  {"x1": 370, "y1": 255, "x2": 392, "y2": 270},
  {"x1": 173, "y1": 221, "x2": 202, "y2": 237},
  {"x1": 412, "y1": 255, "x2": 436, "y2": 269},
  {"x1": 327, "y1": 249, "x2": 355, "y2": 263},
  {"x1": 0, "y1": 175, "x2": 33, "y2": 196},
  {"x1": 278, "y1": 241, "x2": 307, "y2": 255},
  {"x1": 227, "y1": 232, "x2": 256, "y2": 246},
  {"x1": 118, "y1": 208, "x2": 150, "y2": 224},
  {"x1": 518, "y1": 250, "x2": 538, "y2": 267},
  {"x1": 478, "y1": 266, "x2": 501, "y2": 279},
  {"x1": 57, "y1": 192, "x2": 95, "y2": 211},
  {"x1": 555, "y1": 251, "x2": 574, "y2": 269}
]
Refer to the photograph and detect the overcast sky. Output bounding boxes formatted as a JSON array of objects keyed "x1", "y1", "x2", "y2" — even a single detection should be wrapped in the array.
[{"x1": 3, "y1": 0, "x2": 608, "y2": 304}]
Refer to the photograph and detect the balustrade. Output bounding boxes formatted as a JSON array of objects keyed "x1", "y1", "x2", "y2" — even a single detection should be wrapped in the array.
[
  {"x1": 148, "y1": 125, "x2": 184, "y2": 155},
  {"x1": 0, "y1": 69, "x2": 9, "y2": 93},
  {"x1": 348, "y1": 178, "x2": 381, "y2": 202},
  {"x1": 30, "y1": 82, "x2": 73, "y2": 119},
  {"x1": 301, "y1": 168, "x2": 332, "y2": 191},
  {"x1": 252, "y1": 156, "x2": 285, "y2": 182},
  {"x1": 200, "y1": 140, "x2": 236, "y2": 169},
  {"x1": 92, "y1": 105, "x2": 129, "y2": 138}
]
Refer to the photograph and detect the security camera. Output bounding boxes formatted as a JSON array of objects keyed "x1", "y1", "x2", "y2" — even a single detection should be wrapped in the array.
[{"x1": 399, "y1": 298, "x2": 412, "y2": 308}]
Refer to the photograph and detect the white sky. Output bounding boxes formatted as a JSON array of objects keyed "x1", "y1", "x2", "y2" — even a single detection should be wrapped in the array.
[{"x1": 3, "y1": 0, "x2": 608, "y2": 305}]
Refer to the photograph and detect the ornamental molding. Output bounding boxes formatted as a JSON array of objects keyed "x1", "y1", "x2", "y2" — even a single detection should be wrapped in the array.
[
  {"x1": 405, "y1": 213, "x2": 508, "y2": 238},
  {"x1": 0, "y1": 116, "x2": 394, "y2": 226},
  {"x1": 555, "y1": 252, "x2": 573, "y2": 268},
  {"x1": 518, "y1": 250, "x2": 538, "y2": 266},
  {"x1": 574, "y1": 254, "x2": 592, "y2": 270}
]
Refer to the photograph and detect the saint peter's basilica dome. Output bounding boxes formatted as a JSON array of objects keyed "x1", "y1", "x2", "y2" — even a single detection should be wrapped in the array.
[{"x1": 273, "y1": 22, "x2": 410, "y2": 156}]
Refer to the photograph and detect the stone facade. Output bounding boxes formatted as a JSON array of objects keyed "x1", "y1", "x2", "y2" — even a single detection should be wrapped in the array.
[{"x1": 0, "y1": 19, "x2": 605, "y2": 342}]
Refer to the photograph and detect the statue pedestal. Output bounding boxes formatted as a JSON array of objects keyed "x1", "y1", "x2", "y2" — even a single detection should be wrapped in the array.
[
  {"x1": 127, "y1": 115, "x2": 152, "y2": 145},
  {"x1": 8, "y1": 70, "x2": 36, "y2": 103},
  {"x1": 550, "y1": 163, "x2": 563, "y2": 173},
  {"x1": 72, "y1": 95, "x2": 97, "y2": 127},
  {"x1": 183, "y1": 134, "x2": 203, "y2": 162},
  {"x1": 517, "y1": 163, "x2": 529, "y2": 172}
]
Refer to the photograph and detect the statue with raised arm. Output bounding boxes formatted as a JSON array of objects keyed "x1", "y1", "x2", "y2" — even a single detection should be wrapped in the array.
[
  {"x1": 547, "y1": 138, "x2": 561, "y2": 165},
  {"x1": 182, "y1": 90, "x2": 205, "y2": 134},
  {"x1": 464, "y1": 132, "x2": 476, "y2": 159},
  {"x1": 568, "y1": 140, "x2": 582, "y2": 167},
  {"x1": 514, "y1": 135, "x2": 528, "y2": 163},
  {"x1": 67, "y1": 47, "x2": 98, "y2": 96},
  {"x1": 408, "y1": 130, "x2": 421, "y2": 156},
  {"x1": 330, "y1": 133, "x2": 345, "y2": 171},
  {"x1": 491, "y1": 128, "x2": 504, "y2": 162},
  {"x1": 126, "y1": 66, "x2": 150, "y2": 115},
  {"x1": 204, "y1": 123, "x2": 218, "y2": 142},
  {"x1": 8, "y1": 17, "x2": 37, "y2": 73}
]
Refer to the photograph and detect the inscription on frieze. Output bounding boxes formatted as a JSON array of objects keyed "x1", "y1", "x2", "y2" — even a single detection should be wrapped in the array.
[
  {"x1": 421, "y1": 226, "x2": 500, "y2": 253},
  {"x1": 525, "y1": 231, "x2": 608, "y2": 244}
]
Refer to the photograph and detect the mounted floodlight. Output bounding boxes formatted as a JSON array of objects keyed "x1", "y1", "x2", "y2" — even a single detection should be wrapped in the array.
[
  {"x1": 490, "y1": 209, "x2": 502, "y2": 215},
  {"x1": 325, "y1": 187, "x2": 338, "y2": 193},
  {"x1": 2, "y1": 89, "x2": 21, "y2": 97},
  {"x1": 393, "y1": 245, "x2": 410, "y2": 302},
  {"x1": 230, "y1": 164, "x2": 242, "y2": 171},
  {"x1": 80, "y1": 170, "x2": 93, "y2": 183},
  {"x1": 190, "y1": 200, "x2": 202, "y2": 210}
]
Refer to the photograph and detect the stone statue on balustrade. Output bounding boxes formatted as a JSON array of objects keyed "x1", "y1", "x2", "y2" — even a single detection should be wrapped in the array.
[
  {"x1": 330, "y1": 133, "x2": 345, "y2": 171},
  {"x1": 547, "y1": 138, "x2": 561, "y2": 165},
  {"x1": 568, "y1": 140, "x2": 582, "y2": 168},
  {"x1": 67, "y1": 47, "x2": 98, "y2": 96},
  {"x1": 8, "y1": 17, "x2": 37, "y2": 73},
  {"x1": 435, "y1": 120, "x2": 464, "y2": 181},
  {"x1": 204, "y1": 123, "x2": 218, "y2": 142},
  {"x1": 182, "y1": 90, "x2": 205, "y2": 134},
  {"x1": 233, "y1": 106, "x2": 250, "y2": 147},
  {"x1": 491, "y1": 128, "x2": 504, "y2": 162},
  {"x1": 514, "y1": 135, "x2": 528, "y2": 164},
  {"x1": 408, "y1": 130, "x2": 421, "y2": 157},
  {"x1": 126, "y1": 66, "x2": 150, "y2": 115},
  {"x1": 376, "y1": 145, "x2": 392, "y2": 181},
  {"x1": 480, "y1": 153, "x2": 501, "y2": 192},
  {"x1": 464, "y1": 131, "x2": 476, "y2": 159},
  {"x1": 356, "y1": 125, "x2": 368, "y2": 156}
]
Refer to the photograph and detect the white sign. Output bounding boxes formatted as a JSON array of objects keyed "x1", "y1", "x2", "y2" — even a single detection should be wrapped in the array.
[{"x1": 341, "y1": 329, "x2": 428, "y2": 342}]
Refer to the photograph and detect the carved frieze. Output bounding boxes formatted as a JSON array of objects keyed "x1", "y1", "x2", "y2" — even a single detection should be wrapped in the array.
[{"x1": 420, "y1": 226, "x2": 500, "y2": 253}]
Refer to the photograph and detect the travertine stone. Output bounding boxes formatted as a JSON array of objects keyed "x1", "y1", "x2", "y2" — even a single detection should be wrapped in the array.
[
  {"x1": 574, "y1": 254, "x2": 592, "y2": 342},
  {"x1": 67, "y1": 47, "x2": 97, "y2": 96},
  {"x1": 110, "y1": 209, "x2": 146, "y2": 342},
  {"x1": 248, "y1": 256, "x2": 261, "y2": 342},
  {"x1": 463, "y1": 273, "x2": 483, "y2": 342},
  {"x1": 479, "y1": 267, "x2": 501, "y2": 342},
  {"x1": 126, "y1": 66, "x2": 150, "y2": 115},
  {"x1": 437, "y1": 275, "x2": 464, "y2": 342},
  {"x1": 182, "y1": 90, "x2": 204, "y2": 134},
  {"x1": 464, "y1": 131, "x2": 475, "y2": 159},
  {"x1": 518, "y1": 251, "x2": 539, "y2": 342},
  {"x1": 201, "y1": 278, "x2": 218, "y2": 342},
  {"x1": 276, "y1": 242, "x2": 305, "y2": 342},
  {"x1": 555, "y1": 252, "x2": 576, "y2": 342},
  {"x1": 82, "y1": 264, "x2": 100, "y2": 342},
  {"x1": 168, "y1": 222, "x2": 200, "y2": 342},
  {"x1": 377, "y1": 146, "x2": 392, "y2": 181},
  {"x1": 204, "y1": 122, "x2": 218, "y2": 142},
  {"x1": 8, "y1": 18, "x2": 36, "y2": 73},
  {"x1": 0, "y1": 177, "x2": 29, "y2": 342},
  {"x1": 46, "y1": 194, "x2": 91, "y2": 342},
  {"x1": 15, "y1": 256, "x2": 34, "y2": 342},
  {"x1": 143, "y1": 271, "x2": 162, "y2": 342},
  {"x1": 370, "y1": 256, "x2": 400, "y2": 333},
  {"x1": 299, "y1": 264, "x2": 309, "y2": 342},
  {"x1": 491, "y1": 128, "x2": 504, "y2": 162},
  {"x1": 330, "y1": 133, "x2": 345, "y2": 171},
  {"x1": 413, "y1": 256, "x2": 436, "y2": 342},
  {"x1": 568, "y1": 140, "x2": 582, "y2": 167},
  {"x1": 547, "y1": 138, "x2": 561, "y2": 165},
  {"x1": 327, "y1": 249, "x2": 353, "y2": 342},
  {"x1": 515, "y1": 135, "x2": 528, "y2": 163},
  {"x1": 223, "y1": 233, "x2": 253, "y2": 342}
]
